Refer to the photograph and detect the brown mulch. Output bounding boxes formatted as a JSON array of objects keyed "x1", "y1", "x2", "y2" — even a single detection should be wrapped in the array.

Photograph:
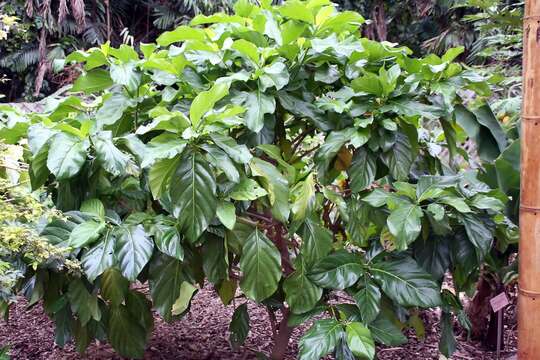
[{"x1": 0, "y1": 285, "x2": 518, "y2": 360}]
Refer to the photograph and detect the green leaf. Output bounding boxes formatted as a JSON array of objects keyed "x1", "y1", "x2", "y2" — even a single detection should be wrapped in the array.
[
  {"x1": 315, "y1": 128, "x2": 356, "y2": 182},
  {"x1": 439, "y1": 312, "x2": 457, "y2": 357},
  {"x1": 236, "y1": 90, "x2": 276, "y2": 133},
  {"x1": 368, "y1": 313, "x2": 407, "y2": 346},
  {"x1": 345, "y1": 322, "x2": 375, "y2": 360},
  {"x1": 353, "y1": 282, "x2": 381, "y2": 324},
  {"x1": 300, "y1": 217, "x2": 333, "y2": 267},
  {"x1": 81, "y1": 229, "x2": 115, "y2": 281},
  {"x1": 413, "y1": 236, "x2": 450, "y2": 280},
  {"x1": 229, "y1": 178, "x2": 268, "y2": 201},
  {"x1": 148, "y1": 254, "x2": 186, "y2": 322},
  {"x1": 239, "y1": 229, "x2": 282, "y2": 302},
  {"x1": 210, "y1": 133, "x2": 252, "y2": 164},
  {"x1": 299, "y1": 319, "x2": 343, "y2": 360},
  {"x1": 370, "y1": 257, "x2": 441, "y2": 308},
  {"x1": 279, "y1": 0, "x2": 314, "y2": 23},
  {"x1": 115, "y1": 225, "x2": 154, "y2": 281},
  {"x1": 95, "y1": 93, "x2": 133, "y2": 127},
  {"x1": 381, "y1": 133, "x2": 414, "y2": 180},
  {"x1": 190, "y1": 82, "x2": 230, "y2": 127},
  {"x1": 171, "y1": 281, "x2": 198, "y2": 316},
  {"x1": 169, "y1": 151, "x2": 217, "y2": 243},
  {"x1": 47, "y1": 133, "x2": 88, "y2": 180},
  {"x1": 110, "y1": 62, "x2": 141, "y2": 92},
  {"x1": 217, "y1": 201, "x2": 237, "y2": 230},
  {"x1": 67, "y1": 280, "x2": 101, "y2": 325},
  {"x1": 101, "y1": 268, "x2": 129, "y2": 306},
  {"x1": 154, "y1": 227, "x2": 184, "y2": 260},
  {"x1": 108, "y1": 305, "x2": 147, "y2": 359},
  {"x1": 149, "y1": 156, "x2": 181, "y2": 198},
  {"x1": 439, "y1": 196, "x2": 471, "y2": 213},
  {"x1": 259, "y1": 61, "x2": 290, "y2": 91},
  {"x1": 309, "y1": 251, "x2": 364, "y2": 290},
  {"x1": 141, "y1": 133, "x2": 187, "y2": 168},
  {"x1": 156, "y1": 26, "x2": 206, "y2": 46},
  {"x1": 459, "y1": 213, "x2": 493, "y2": 260},
  {"x1": 292, "y1": 173, "x2": 316, "y2": 222},
  {"x1": 71, "y1": 69, "x2": 113, "y2": 94},
  {"x1": 202, "y1": 234, "x2": 228, "y2": 284},
  {"x1": 68, "y1": 220, "x2": 105, "y2": 248},
  {"x1": 229, "y1": 303, "x2": 250, "y2": 348},
  {"x1": 202, "y1": 144, "x2": 240, "y2": 183},
  {"x1": 93, "y1": 131, "x2": 130, "y2": 176},
  {"x1": 386, "y1": 203, "x2": 423, "y2": 250},
  {"x1": 250, "y1": 158, "x2": 290, "y2": 223},
  {"x1": 232, "y1": 39, "x2": 259, "y2": 63},
  {"x1": 362, "y1": 189, "x2": 391, "y2": 207},
  {"x1": 283, "y1": 257, "x2": 323, "y2": 314},
  {"x1": 80, "y1": 198, "x2": 105, "y2": 220},
  {"x1": 348, "y1": 148, "x2": 377, "y2": 192}
]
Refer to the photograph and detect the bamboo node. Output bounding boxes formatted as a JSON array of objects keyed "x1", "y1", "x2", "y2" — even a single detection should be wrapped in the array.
[
  {"x1": 519, "y1": 205, "x2": 540, "y2": 213},
  {"x1": 524, "y1": 15, "x2": 540, "y2": 21},
  {"x1": 522, "y1": 115, "x2": 540, "y2": 120},
  {"x1": 519, "y1": 287, "x2": 540, "y2": 299}
]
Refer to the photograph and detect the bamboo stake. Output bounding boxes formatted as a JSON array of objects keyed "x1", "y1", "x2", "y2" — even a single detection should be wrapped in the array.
[{"x1": 518, "y1": 1, "x2": 540, "y2": 358}]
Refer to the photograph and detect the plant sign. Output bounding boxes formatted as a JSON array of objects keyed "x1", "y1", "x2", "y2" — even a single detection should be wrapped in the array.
[{"x1": 0, "y1": 0, "x2": 518, "y2": 359}]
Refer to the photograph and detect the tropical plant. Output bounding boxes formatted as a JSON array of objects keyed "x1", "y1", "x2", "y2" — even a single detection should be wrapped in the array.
[{"x1": 0, "y1": 0, "x2": 517, "y2": 359}]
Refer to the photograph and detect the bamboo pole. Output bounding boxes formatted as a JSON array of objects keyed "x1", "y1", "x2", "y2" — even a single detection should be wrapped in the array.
[{"x1": 519, "y1": 0, "x2": 540, "y2": 358}]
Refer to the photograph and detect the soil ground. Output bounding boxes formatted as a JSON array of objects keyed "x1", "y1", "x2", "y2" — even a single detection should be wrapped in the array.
[{"x1": 0, "y1": 284, "x2": 517, "y2": 360}]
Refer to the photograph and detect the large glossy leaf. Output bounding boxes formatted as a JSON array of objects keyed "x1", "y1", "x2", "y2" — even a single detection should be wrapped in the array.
[
  {"x1": 300, "y1": 217, "x2": 333, "y2": 267},
  {"x1": 67, "y1": 280, "x2": 101, "y2": 325},
  {"x1": 298, "y1": 319, "x2": 343, "y2": 360},
  {"x1": 149, "y1": 156, "x2": 181, "y2": 198},
  {"x1": 283, "y1": 257, "x2": 322, "y2": 314},
  {"x1": 169, "y1": 151, "x2": 217, "y2": 243},
  {"x1": 190, "y1": 82, "x2": 230, "y2": 127},
  {"x1": 101, "y1": 268, "x2": 129, "y2": 306},
  {"x1": 439, "y1": 312, "x2": 457, "y2": 357},
  {"x1": 93, "y1": 131, "x2": 130, "y2": 176},
  {"x1": 209, "y1": 133, "x2": 252, "y2": 164},
  {"x1": 95, "y1": 93, "x2": 133, "y2": 127},
  {"x1": 381, "y1": 133, "x2": 414, "y2": 180},
  {"x1": 413, "y1": 236, "x2": 450, "y2": 280},
  {"x1": 386, "y1": 203, "x2": 423, "y2": 250},
  {"x1": 68, "y1": 220, "x2": 106, "y2": 248},
  {"x1": 235, "y1": 90, "x2": 276, "y2": 133},
  {"x1": 47, "y1": 133, "x2": 88, "y2": 180},
  {"x1": 115, "y1": 225, "x2": 154, "y2": 281},
  {"x1": 249, "y1": 158, "x2": 289, "y2": 222},
  {"x1": 71, "y1": 69, "x2": 113, "y2": 94},
  {"x1": 108, "y1": 305, "x2": 147, "y2": 359},
  {"x1": 81, "y1": 229, "x2": 115, "y2": 281},
  {"x1": 171, "y1": 281, "x2": 198, "y2": 316},
  {"x1": 229, "y1": 303, "x2": 250, "y2": 349},
  {"x1": 202, "y1": 234, "x2": 228, "y2": 284},
  {"x1": 459, "y1": 213, "x2": 493, "y2": 260},
  {"x1": 368, "y1": 313, "x2": 407, "y2": 346},
  {"x1": 148, "y1": 254, "x2": 185, "y2": 322},
  {"x1": 308, "y1": 250, "x2": 364, "y2": 290},
  {"x1": 239, "y1": 229, "x2": 282, "y2": 302},
  {"x1": 348, "y1": 148, "x2": 377, "y2": 192},
  {"x1": 370, "y1": 257, "x2": 441, "y2": 308},
  {"x1": 353, "y1": 282, "x2": 381, "y2": 324},
  {"x1": 345, "y1": 322, "x2": 375, "y2": 360},
  {"x1": 154, "y1": 226, "x2": 184, "y2": 260}
]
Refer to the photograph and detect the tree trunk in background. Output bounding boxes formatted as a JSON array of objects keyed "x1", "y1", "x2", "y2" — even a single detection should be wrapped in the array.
[
  {"x1": 518, "y1": 0, "x2": 540, "y2": 358},
  {"x1": 364, "y1": 0, "x2": 387, "y2": 41},
  {"x1": 467, "y1": 274, "x2": 497, "y2": 340}
]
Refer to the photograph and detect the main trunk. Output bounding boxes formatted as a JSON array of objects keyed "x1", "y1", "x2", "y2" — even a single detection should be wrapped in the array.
[{"x1": 518, "y1": 0, "x2": 540, "y2": 358}]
